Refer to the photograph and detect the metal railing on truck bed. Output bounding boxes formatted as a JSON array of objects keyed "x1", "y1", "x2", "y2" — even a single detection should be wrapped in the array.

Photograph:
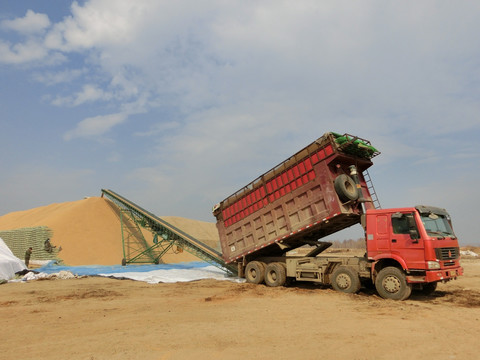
[{"x1": 101, "y1": 189, "x2": 237, "y2": 275}]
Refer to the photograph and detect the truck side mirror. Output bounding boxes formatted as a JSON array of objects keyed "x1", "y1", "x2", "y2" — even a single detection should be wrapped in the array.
[
  {"x1": 406, "y1": 214, "x2": 419, "y2": 242},
  {"x1": 409, "y1": 229, "x2": 419, "y2": 242}
]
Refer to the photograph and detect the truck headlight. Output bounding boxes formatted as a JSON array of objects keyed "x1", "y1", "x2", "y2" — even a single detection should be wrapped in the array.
[{"x1": 427, "y1": 261, "x2": 440, "y2": 269}]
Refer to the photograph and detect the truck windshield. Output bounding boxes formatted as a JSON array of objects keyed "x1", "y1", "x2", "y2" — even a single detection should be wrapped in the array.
[{"x1": 420, "y1": 213, "x2": 456, "y2": 239}]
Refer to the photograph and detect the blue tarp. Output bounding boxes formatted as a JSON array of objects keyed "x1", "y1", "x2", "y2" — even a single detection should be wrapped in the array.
[
  {"x1": 28, "y1": 261, "x2": 240, "y2": 284},
  {"x1": 36, "y1": 261, "x2": 212, "y2": 276}
]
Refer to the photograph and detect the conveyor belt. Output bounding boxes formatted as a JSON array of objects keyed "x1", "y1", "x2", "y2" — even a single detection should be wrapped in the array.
[{"x1": 101, "y1": 189, "x2": 236, "y2": 275}]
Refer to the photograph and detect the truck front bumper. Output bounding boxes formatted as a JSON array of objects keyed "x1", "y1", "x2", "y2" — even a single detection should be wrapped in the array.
[{"x1": 407, "y1": 266, "x2": 463, "y2": 283}]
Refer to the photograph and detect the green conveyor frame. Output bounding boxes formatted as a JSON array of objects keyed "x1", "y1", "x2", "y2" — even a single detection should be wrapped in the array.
[{"x1": 101, "y1": 189, "x2": 237, "y2": 275}]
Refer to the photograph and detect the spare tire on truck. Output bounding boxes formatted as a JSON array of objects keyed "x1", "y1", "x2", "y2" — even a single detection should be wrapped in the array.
[{"x1": 334, "y1": 174, "x2": 358, "y2": 202}]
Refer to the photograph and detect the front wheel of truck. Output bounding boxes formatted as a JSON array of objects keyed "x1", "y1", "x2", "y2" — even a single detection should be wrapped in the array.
[
  {"x1": 331, "y1": 266, "x2": 361, "y2": 294},
  {"x1": 375, "y1": 266, "x2": 412, "y2": 300}
]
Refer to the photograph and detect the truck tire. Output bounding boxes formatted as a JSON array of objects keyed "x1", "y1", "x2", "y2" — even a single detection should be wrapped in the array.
[
  {"x1": 245, "y1": 261, "x2": 265, "y2": 284},
  {"x1": 334, "y1": 174, "x2": 358, "y2": 202},
  {"x1": 331, "y1": 266, "x2": 361, "y2": 294},
  {"x1": 264, "y1": 262, "x2": 286, "y2": 287},
  {"x1": 375, "y1": 266, "x2": 412, "y2": 300}
]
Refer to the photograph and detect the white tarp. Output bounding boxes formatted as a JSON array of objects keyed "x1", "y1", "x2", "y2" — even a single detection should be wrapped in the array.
[
  {"x1": 97, "y1": 265, "x2": 242, "y2": 284},
  {"x1": 460, "y1": 250, "x2": 479, "y2": 257},
  {"x1": 15, "y1": 262, "x2": 244, "y2": 284},
  {"x1": 18, "y1": 265, "x2": 242, "y2": 284},
  {"x1": 0, "y1": 236, "x2": 26, "y2": 280}
]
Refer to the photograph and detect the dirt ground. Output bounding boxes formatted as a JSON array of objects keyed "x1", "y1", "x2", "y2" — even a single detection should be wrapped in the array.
[{"x1": 1, "y1": 258, "x2": 479, "y2": 360}]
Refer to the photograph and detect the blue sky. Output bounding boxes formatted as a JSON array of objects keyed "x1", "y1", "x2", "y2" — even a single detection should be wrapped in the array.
[{"x1": 1, "y1": 1, "x2": 479, "y2": 245}]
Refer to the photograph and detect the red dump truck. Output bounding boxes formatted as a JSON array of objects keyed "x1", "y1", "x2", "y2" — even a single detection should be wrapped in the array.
[{"x1": 212, "y1": 132, "x2": 463, "y2": 300}]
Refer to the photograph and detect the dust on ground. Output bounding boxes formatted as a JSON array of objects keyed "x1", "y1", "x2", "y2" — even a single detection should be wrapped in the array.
[{"x1": 0, "y1": 258, "x2": 479, "y2": 360}]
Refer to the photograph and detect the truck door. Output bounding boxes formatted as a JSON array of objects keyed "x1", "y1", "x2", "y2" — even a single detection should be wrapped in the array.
[{"x1": 390, "y1": 212, "x2": 425, "y2": 269}]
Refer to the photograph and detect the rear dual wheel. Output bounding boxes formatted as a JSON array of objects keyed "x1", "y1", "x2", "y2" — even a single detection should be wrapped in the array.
[
  {"x1": 264, "y1": 262, "x2": 286, "y2": 287},
  {"x1": 331, "y1": 266, "x2": 361, "y2": 294},
  {"x1": 245, "y1": 261, "x2": 266, "y2": 284}
]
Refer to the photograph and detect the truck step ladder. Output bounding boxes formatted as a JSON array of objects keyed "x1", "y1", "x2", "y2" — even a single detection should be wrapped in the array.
[
  {"x1": 363, "y1": 170, "x2": 381, "y2": 209},
  {"x1": 101, "y1": 189, "x2": 237, "y2": 275}
]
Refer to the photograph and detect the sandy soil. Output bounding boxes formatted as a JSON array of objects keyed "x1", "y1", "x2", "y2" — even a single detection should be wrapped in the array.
[{"x1": 1, "y1": 258, "x2": 479, "y2": 360}]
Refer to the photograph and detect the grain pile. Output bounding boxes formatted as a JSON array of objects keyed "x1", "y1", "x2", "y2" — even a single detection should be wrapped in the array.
[{"x1": 0, "y1": 197, "x2": 220, "y2": 266}]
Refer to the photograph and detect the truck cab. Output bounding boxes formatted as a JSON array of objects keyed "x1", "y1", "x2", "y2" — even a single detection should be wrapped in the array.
[{"x1": 365, "y1": 205, "x2": 463, "y2": 291}]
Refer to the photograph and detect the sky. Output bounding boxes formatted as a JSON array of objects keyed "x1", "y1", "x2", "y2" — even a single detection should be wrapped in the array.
[{"x1": 0, "y1": 0, "x2": 479, "y2": 245}]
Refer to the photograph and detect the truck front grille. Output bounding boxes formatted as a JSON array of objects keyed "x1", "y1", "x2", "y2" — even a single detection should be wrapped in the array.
[{"x1": 435, "y1": 247, "x2": 459, "y2": 260}]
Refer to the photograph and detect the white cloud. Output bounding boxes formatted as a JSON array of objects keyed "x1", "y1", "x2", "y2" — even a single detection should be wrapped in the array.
[
  {"x1": 73, "y1": 84, "x2": 112, "y2": 105},
  {"x1": 1, "y1": 1, "x2": 480, "y2": 243},
  {"x1": 2, "y1": 0, "x2": 479, "y2": 140},
  {"x1": 52, "y1": 84, "x2": 112, "y2": 106},
  {"x1": 63, "y1": 113, "x2": 128, "y2": 140},
  {"x1": 33, "y1": 68, "x2": 86, "y2": 85},
  {"x1": 1, "y1": 10, "x2": 50, "y2": 34},
  {"x1": 134, "y1": 121, "x2": 181, "y2": 137},
  {"x1": 43, "y1": 0, "x2": 149, "y2": 52},
  {"x1": 5, "y1": 1, "x2": 476, "y2": 135},
  {"x1": 0, "y1": 39, "x2": 48, "y2": 64}
]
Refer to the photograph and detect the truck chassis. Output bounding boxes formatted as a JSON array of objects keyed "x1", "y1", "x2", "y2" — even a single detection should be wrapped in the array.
[{"x1": 242, "y1": 250, "x2": 457, "y2": 301}]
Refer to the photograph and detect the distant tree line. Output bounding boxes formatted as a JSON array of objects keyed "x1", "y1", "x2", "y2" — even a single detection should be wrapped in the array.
[{"x1": 330, "y1": 238, "x2": 366, "y2": 249}]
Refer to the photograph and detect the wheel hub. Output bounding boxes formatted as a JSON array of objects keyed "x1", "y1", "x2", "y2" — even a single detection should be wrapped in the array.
[
  {"x1": 383, "y1": 275, "x2": 401, "y2": 293},
  {"x1": 268, "y1": 271, "x2": 277, "y2": 281},
  {"x1": 337, "y1": 274, "x2": 351, "y2": 290}
]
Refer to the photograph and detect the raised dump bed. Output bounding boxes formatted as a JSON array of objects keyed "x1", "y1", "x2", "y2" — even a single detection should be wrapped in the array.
[{"x1": 212, "y1": 132, "x2": 379, "y2": 264}]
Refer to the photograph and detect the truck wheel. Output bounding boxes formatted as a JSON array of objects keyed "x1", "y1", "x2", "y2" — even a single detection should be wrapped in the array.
[
  {"x1": 245, "y1": 261, "x2": 265, "y2": 284},
  {"x1": 334, "y1": 174, "x2": 358, "y2": 202},
  {"x1": 331, "y1": 266, "x2": 361, "y2": 294},
  {"x1": 375, "y1": 266, "x2": 412, "y2": 300},
  {"x1": 264, "y1": 262, "x2": 286, "y2": 287},
  {"x1": 419, "y1": 282, "x2": 437, "y2": 296}
]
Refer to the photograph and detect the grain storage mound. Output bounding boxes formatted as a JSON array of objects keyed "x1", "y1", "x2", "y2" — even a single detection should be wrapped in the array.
[{"x1": 0, "y1": 197, "x2": 220, "y2": 266}]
